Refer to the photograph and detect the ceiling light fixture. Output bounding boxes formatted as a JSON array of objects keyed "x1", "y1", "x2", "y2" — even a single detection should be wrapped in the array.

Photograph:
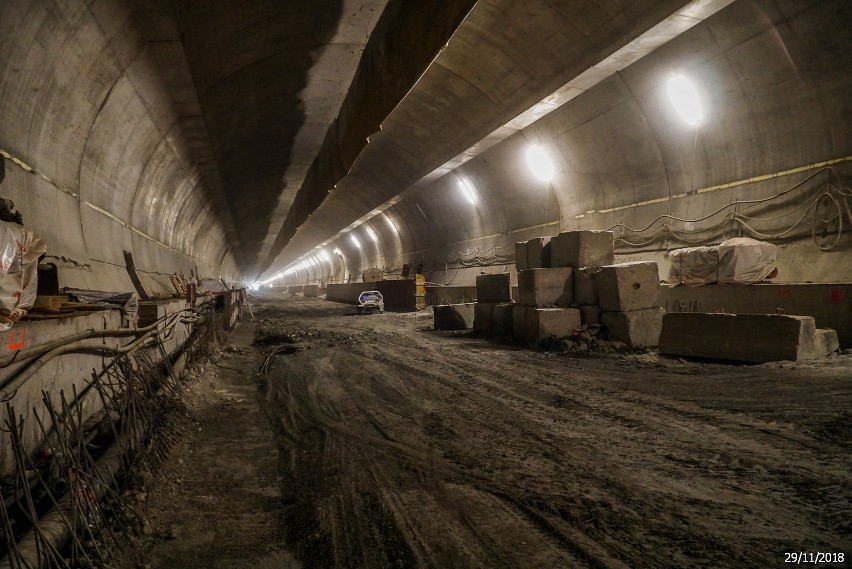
[
  {"x1": 667, "y1": 73, "x2": 704, "y2": 126},
  {"x1": 525, "y1": 144, "x2": 555, "y2": 182},
  {"x1": 457, "y1": 177, "x2": 477, "y2": 205}
]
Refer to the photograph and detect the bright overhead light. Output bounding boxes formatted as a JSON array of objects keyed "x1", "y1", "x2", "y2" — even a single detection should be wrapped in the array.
[
  {"x1": 525, "y1": 144, "x2": 555, "y2": 182},
  {"x1": 385, "y1": 214, "x2": 398, "y2": 234},
  {"x1": 350, "y1": 235, "x2": 361, "y2": 249},
  {"x1": 365, "y1": 226, "x2": 379, "y2": 242},
  {"x1": 667, "y1": 73, "x2": 704, "y2": 126},
  {"x1": 457, "y1": 177, "x2": 477, "y2": 205}
]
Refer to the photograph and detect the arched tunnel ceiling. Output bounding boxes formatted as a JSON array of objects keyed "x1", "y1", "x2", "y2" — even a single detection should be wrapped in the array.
[{"x1": 259, "y1": 0, "x2": 737, "y2": 281}]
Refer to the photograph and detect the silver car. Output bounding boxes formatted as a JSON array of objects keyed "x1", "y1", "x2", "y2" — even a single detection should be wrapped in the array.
[{"x1": 357, "y1": 290, "x2": 384, "y2": 314}]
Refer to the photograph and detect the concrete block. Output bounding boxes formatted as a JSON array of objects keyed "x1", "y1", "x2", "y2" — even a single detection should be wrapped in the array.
[
  {"x1": 518, "y1": 268, "x2": 573, "y2": 307},
  {"x1": 512, "y1": 305, "x2": 530, "y2": 341},
  {"x1": 525, "y1": 307, "x2": 582, "y2": 346},
  {"x1": 526, "y1": 237, "x2": 551, "y2": 269},
  {"x1": 601, "y1": 308, "x2": 664, "y2": 347},
  {"x1": 815, "y1": 329, "x2": 839, "y2": 357},
  {"x1": 658, "y1": 312, "x2": 824, "y2": 362},
  {"x1": 527, "y1": 238, "x2": 543, "y2": 269},
  {"x1": 434, "y1": 303, "x2": 475, "y2": 330},
  {"x1": 303, "y1": 284, "x2": 319, "y2": 298},
  {"x1": 476, "y1": 273, "x2": 511, "y2": 303},
  {"x1": 579, "y1": 305, "x2": 601, "y2": 325},
  {"x1": 595, "y1": 262, "x2": 660, "y2": 312},
  {"x1": 551, "y1": 230, "x2": 614, "y2": 268},
  {"x1": 573, "y1": 267, "x2": 602, "y2": 306},
  {"x1": 474, "y1": 302, "x2": 497, "y2": 334},
  {"x1": 492, "y1": 302, "x2": 514, "y2": 336},
  {"x1": 515, "y1": 242, "x2": 528, "y2": 271}
]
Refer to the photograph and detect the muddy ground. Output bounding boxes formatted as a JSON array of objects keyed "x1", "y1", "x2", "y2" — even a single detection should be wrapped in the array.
[{"x1": 135, "y1": 292, "x2": 851, "y2": 569}]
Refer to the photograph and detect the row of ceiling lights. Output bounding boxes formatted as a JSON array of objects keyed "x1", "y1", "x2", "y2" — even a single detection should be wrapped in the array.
[{"x1": 256, "y1": 74, "x2": 703, "y2": 287}]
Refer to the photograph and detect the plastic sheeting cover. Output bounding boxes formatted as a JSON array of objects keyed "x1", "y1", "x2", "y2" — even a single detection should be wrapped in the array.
[
  {"x1": 0, "y1": 222, "x2": 47, "y2": 330},
  {"x1": 669, "y1": 238, "x2": 777, "y2": 287}
]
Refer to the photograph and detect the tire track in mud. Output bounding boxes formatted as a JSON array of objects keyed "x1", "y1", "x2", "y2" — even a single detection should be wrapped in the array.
[{"x1": 253, "y1": 296, "x2": 852, "y2": 568}]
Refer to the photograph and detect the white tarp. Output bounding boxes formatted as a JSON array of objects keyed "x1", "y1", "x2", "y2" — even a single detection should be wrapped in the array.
[
  {"x1": 669, "y1": 237, "x2": 777, "y2": 287},
  {"x1": 717, "y1": 237, "x2": 778, "y2": 284},
  {"x1": 0, "y1": 221, "x2": 47, "y2": 330}
]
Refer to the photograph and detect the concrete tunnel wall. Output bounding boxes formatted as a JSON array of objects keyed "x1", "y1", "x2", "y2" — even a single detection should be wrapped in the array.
[
  {"x1": 0, "y1": 2, "x2": 245, "y2": 294},
  {"x1": 0, "y1": 1, "x2": 850, "y2": 295},
  {"x1": 281, "y1": 0, "x2": 852, "y2": 288}
]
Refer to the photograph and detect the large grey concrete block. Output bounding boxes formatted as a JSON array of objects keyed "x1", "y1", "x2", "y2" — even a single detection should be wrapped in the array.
[
  {"x1": 474, "y1": 302, "x2": 497, "y2": 334},
  {"x1": 551, "y1": 231, "x2": 614, "y2": 268},
  {"x1": 434, "y1": 303, "x2": 475, "y2": 330},
  {"x1": 595, "y1": 262, "x2": 660, "y2": 312},
  {"x1": 518, "y1": 268, "x2": 573, "y2": 307},
  {"x1": 512, "y1": 304, "x2": 530, "y2": 342},
  {"x1": 303, "y1": 284, "x2": 319, "y2": 298},
  {"x1": 515, "y1": 242, "x2": 528, "y2": 271},
  {"x1": 815, "y1": 329, "x2": 839, "y2": 357},
  {"x1": 526, "y1": 237, "x2": 551, "y2": 269},
  {"x1": 524, "y1": 307, "x2": 582, "y2": 346},
  {"x1": 601, "y1": 308, "x2": 664, "y2": 347},
  {"x1": 658, "y1": 313, "x2": 826, "y2": 362},
  {"x1": 492, "y1": 302, "x2": 514, "y2": 336},
  {"x1": 476, "y1": 273, "x2": 511, "y2": 303},
  {"x1": 573, "y1": 267, "x2": 602, "y2": 306},
  {"x1": 579, "y1": 305, "x2": 601, "y2": 325}
]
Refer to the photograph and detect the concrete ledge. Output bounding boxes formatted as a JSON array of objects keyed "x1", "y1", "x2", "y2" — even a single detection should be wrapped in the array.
[
  {"x1": 659, "y1": 312, "x2": 826, "y2": 362},
  {"x1": 662, "y1": 283, "x2": 852, "y2": 348}
]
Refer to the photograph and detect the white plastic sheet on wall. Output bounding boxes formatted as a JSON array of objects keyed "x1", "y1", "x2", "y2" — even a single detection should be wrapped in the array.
[
  {"x1": 0, "y1": 221, "x2": 47, "y2": 330},
  {"x1": 669, "y1": 237, "x2": 777, "y2": 287}
]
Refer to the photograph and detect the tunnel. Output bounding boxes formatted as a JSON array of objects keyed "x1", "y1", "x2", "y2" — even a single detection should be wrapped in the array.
[{"x1": 0, "y1": 1, "x2": 850, "y2": 568}]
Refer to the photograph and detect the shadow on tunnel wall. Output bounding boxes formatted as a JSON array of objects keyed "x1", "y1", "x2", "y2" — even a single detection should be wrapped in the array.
[{"x1": 174, "y1": 0, "x2": 345, "y2": 275}]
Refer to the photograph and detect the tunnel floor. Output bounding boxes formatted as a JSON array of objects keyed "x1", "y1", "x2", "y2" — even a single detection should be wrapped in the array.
[{"x1": 133, "y1": 293, "x2": 851, "y2": 568}]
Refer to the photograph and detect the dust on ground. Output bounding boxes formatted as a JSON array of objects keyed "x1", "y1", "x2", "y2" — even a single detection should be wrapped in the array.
[{"x1": 134, "y1": 292, "x2": 852, "y2": 569}]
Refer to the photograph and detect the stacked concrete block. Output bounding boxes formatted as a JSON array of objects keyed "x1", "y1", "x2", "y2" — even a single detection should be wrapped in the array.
[
  {"x1": 525, "y1": 307, "x2": 582, "y2": 346},
  {"x1": 492, "y1": 302, "x2": 514, "y2": 336},
  {"x1": 476, "y1": 273, "x2": 511, "y2": 303},
  {"x1": 579, "y1": 305, "x2": 602, "y2": 325},
  {"x1": 573, "y1": 266, "x2": 603, "y2": 325},
  {"x1": 659, "y1": 313, "x2": 838, "y2": 362},
  {"x1": 512, "y1": 305, "x2": 529, "y2": 342},
  {"x1": 434, "y1": 303, "x2": 475, "y2": 330},
  {"x1": 303, "y1": 284, "x2": 319, "y2": 298},
  {"x1": 474, "y1": 303, "x2": 497, "y2": 334},
  {"x1": 526, "y1": 237, "x2": 551, "y2": 269},
  {"x1": 815, "y1": 328, "x2": 840, "y2": 358},
  {"x1": 518, "y1": 268, "x2": 573, "y2": 308},
  {"x1": 551, "y1": 230, "x2": 614, "y2": 268},
  {"x1": 515, "y1": 241, "x2": 529, "y2": 271},
  {"x1": 595, "y1": 262, "x2": 660, "y2": 312},
  {"x1": 601, "y1": 308, "x2": 664, "y2": 347},
  {"x1": 595, "y1": 261, "x2": 662, "y2": 346}
]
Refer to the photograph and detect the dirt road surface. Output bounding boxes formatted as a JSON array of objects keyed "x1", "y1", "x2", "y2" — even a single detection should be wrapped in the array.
[{"x1": 139, "y1": 293, "x2": 851, "y2": 569}]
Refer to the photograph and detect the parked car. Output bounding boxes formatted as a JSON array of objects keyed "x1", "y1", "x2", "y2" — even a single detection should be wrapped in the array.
[{"x1": 357, "y1": 290, "x2": 384, "y2": 314}]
